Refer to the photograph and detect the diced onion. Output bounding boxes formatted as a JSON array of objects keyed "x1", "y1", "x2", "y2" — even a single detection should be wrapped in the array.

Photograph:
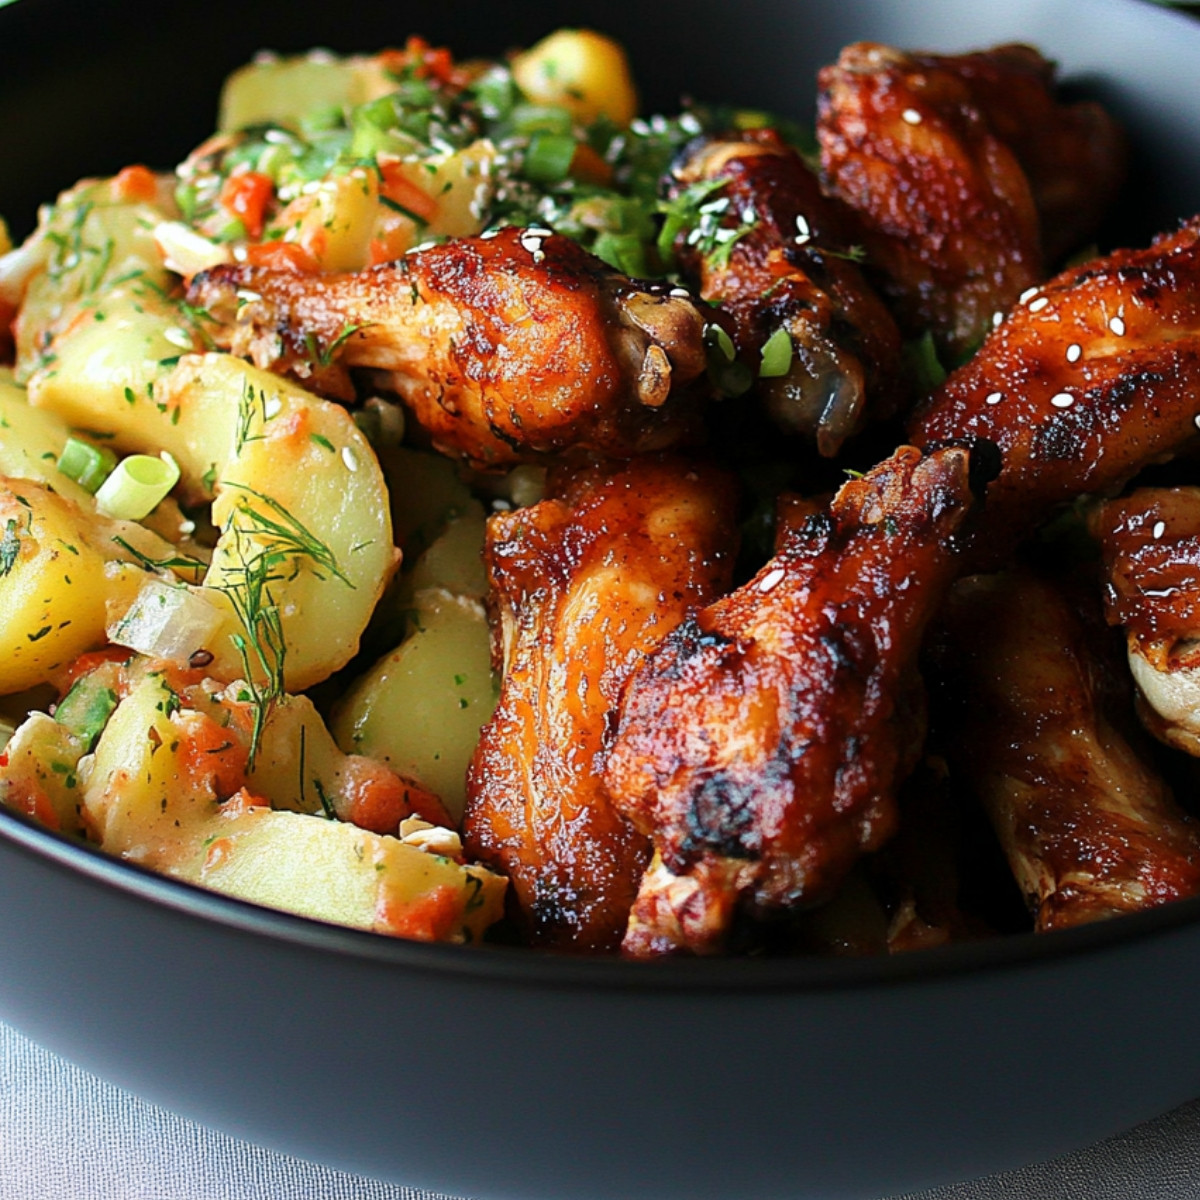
[
  {"x1": 58, "y1": 436, "x2": 118, "y2": 494},
  {"x1": 107, "y1": 578, "x2": 225, "y2": 664},
  {"x1": 95, "y1": 452, "x2": 181, "y2": 520},
  {"x1": 153, "y1": 220, "x2": 233, "y2": 277}
]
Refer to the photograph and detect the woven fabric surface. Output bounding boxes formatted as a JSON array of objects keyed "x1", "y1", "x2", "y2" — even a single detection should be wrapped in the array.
[{"x1": 4, "y1": 1019, "x2": 1200, "y2": 1199}]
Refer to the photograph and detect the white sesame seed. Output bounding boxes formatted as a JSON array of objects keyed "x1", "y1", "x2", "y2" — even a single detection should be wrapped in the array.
[
  {"x1": 1066, "y1": 343, "x2": 1082, "y2": 363},
  {"x1": 481, "y1": 228, "x2": 499, "y2": 239},
  {"x1": 263, "y1": 396, "x2": 282, "y2": 419},
  {"x1": 492, "y1": 498, "x2": 512, "y2": 512},
  {"x1": 342, "y1": 446, "x2": 359, "y2": 472},
  {"x1": 669, "y1": 286, "x2": 691, "y2": 299},
  {"x1": 680, "y1": 113, "x2": 702, "y2": 134},
  {"x1": 1019, "y1": 287, "x2": 1040, "y2": 304},
  {"x1": 992, "y1": 311, "x2": 1004, "y2": 328},
  {"x1": 1050, "y1": 392, "x2": 1074, "y2": 408},
  {"x1": 235, "y1": 289, "x2": 262, "y2": 304},
  {"x1": 1109, "y1": 315, "x2": 1126, "y2": 336},
  {"x1": 650, "y1": 114, "x2": 668, "y2": 134},
  {"x1": 1194, "y1": 414, "x2": 1200, "y2": 431},
  {"x1": 630, "y1": 118, "x2": 650, "y2": 136},
  {"x1": 795, "y1": 214, "x2": 810, "y2": 237},
  {"x1": 1153, "y1": 520, "x2": 1167, "y2": 539},
  {"x1": 758, "y1": 567, "x2": 786, "y2": 593},
  {"x1": 1028, "y1": 296, "x2": 1050, "y2": 313},
  {"x1": 901, "y1": 108, "x2": 922, "y2": 124},
  {"x1": 985, "y1": 392, "x2": 1003, "y2": 405}
]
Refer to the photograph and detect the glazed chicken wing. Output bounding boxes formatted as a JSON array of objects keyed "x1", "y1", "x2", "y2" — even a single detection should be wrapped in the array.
[
  {"x1": 937, "y1": 569, "x2": 1200, "y2": 932},
  {"x1": 818, "y1": 43, "x2": 1124, "y2": 360},
  {"x1": 462, "y1": 454, "x2": 738, "y2": 952},
  {"x1": 188, "y1": 228, "x2": 712, "y2": 468},
  {"x1": 910, "y1": 218, "x2": 1200, "y2": 560},
  {"x1": 664, "y1": 129, "x2": 905, "y2": 455},
  {"x1": 603, "y1": 444, "x2": 975, "y2": 957},
  {"x1": 1092, "y1": 488, "x2": 1200, "y2": 757}
]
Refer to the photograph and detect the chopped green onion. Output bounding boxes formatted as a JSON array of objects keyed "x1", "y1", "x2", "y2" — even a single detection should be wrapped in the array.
[
  {"x1": 509, "y1": 103, "x2": 574, "y2": 136},
  {"x1": 903, "y1": 330, "x2": 948, "y2": 392},
  {"x1": 470, "y1": 66, "x2": 517, "y2": 120},
  {"x1": 299, "y1": 104, "x2": 345, "y2": 136},
  {"x1": 54, "y1": 674, "x2": 120, "y2": 752},
  {"x1": 759, "y1": 327, "x2": 794, "y2": 378},
  {"x1": 95, "y1": 452, "x2": 181, "y2": 520},
  {"x1": 523, "y1": 133, "x2": 577, "y2": 184},
  {"x1": 58, "y1": 436, "x2": 118, "y2": 494},
  {"x1": 704, "y1": 323, "x2": 736, "y2": 364}
]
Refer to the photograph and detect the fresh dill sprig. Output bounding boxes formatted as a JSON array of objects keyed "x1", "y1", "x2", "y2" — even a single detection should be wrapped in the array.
[{"x1": 110, "y1": 536, "x2": 208, "y2": 583}]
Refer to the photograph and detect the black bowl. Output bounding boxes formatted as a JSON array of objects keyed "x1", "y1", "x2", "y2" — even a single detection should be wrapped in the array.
[{"x1": 4, "y1": 1, "x2": 1200, "y2": 1197}]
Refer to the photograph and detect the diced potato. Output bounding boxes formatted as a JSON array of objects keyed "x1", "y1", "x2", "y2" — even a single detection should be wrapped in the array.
[
  {"x1": 79, "y1": 672, "x2": 505, "y2": 942},
  {"x1": 0, "y1": 370, "x2": 92, "y2": 506},
  {"x1": 511, "y1": 29, "x2": 639, "y2": 127},
  {"x1": 379, "y1": 444, "x2": 477, "y2": 552},
  {"x1": 33, "y1": 351, "x2": 397, "y2": 692},
  {"x1": 333, "y1": 587, "x2": 496, "y2": 822},
  {"x1": 0, "y1": 712, "x2": 87, "y2": 835},
  {"x1": 272, "y1": 167, "x2": 379, "y2": 271},
  {"x1": 219, "y1": 53, "x2": 399, "y2": 133},
  {"x1": 401, "y1": 506, "x2": 489, "y2": 600}
]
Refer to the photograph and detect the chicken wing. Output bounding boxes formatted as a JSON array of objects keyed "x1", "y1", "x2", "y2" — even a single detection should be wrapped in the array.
[
  {"x1": 603, "y1": 444, "x2": 975, "y2": 957},
  {"x1": 910, "y1": 217, "x2": 1200, "y2": 560},
  {"x1": 1091, "y1": 488, "x2": 1200, "y2": 756},
  {"x1": 462, "y1": 454, "x2": 738, "y2": 952},
  {"x1": 663, "y1": 129, "x2": 905, "y2": 455},
  {"x1": 188, "y1": 228, "x2": 712, "y2": 468},
  {"x1": 817, "y1": 43, "x2": 1124, "y2": 360},
  {"x1": 936, "y1": 569, "x2": 1200, "y2": 932}
]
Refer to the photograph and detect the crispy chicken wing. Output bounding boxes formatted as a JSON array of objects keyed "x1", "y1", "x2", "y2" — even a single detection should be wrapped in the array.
[
  {"x1": 910, "y1": 218, "x2": 1200, "y2": 560},
  {"x1": 188, "y1": 228, "x2": 712, "y2": 468},
  {"x1": 817, "y1": 43, "x2": 1124, "y2": 360},
  {"x1": 936, "y1": 569, "x2": 1200, "y2": 932},
  {"x1": 603, "y1": 444, "x2": 975, "y2": 957},
  {"x1": 664, "y1": 129, "x2": 905, "y2": 455},
  {"x1": 1092, "y1": 488, "x2": 1200, "y2": 756},
  {"x1": 462, "y1": 454, "x2": 739, "y2": 952}
]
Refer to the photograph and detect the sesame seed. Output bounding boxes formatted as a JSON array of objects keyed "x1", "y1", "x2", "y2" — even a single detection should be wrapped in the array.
[
  {"x1": 680, "y1": 113, "x2": 702, "y2": 134},
  {"x1": 1066, "y1": 344, "x2": 1082, "y2": 363},
  {"x1": 985, "y1": 392, "x2": 1003, "y2": 405},
  {"x1": 235, "y1": 289, "x2": 262, "y2": 304},
  {"x1": 1194, "y1": 414, "x2": 1200, "y2": 431},
  {"x1": 1019, "y1": 287, "x2": 1040, "y2": 304},
  {"x1": 758, "y1": 567, "x2": 786, "y2": 593},
  {"x1": 480, "y1": 228, "x2": 499, "y2": 239},
  {"x1": 163, "y1": 327, "x2": 192, "y2": 349},
  {"x1": 1028, "y1": 297, "x2": 1050, "y2": 313},
  {"x1": 1153, "y1": 520, "x2": 1167, "y2": 539},
  {"x1": 795, "y1": 214, "x2": 810, "y2": 237},
  {"x1": 263, "y1": 396, "x2": 282, "y2": 419},
  {"x1": 342, "y1": 446, "x2": 359, "y2": 472},
  {"x1": 901, "y1": 108, "x2": 922, "y2": 124},
  {"x1": 630, "y1": 118, "x2": 650, "y2": 136},
  {"x1": 492, "y1": 498, "x2": 512, "y2": 512},
  {"x1": 992, "y1": 311, "x2": 1004, "y2": 328},
  {"x1": 669, "y1": 286, "x2": 691, "y2": 299},
  {"x1": 1050, "y1": 392, "x2": 1074, "y2": 408},
  {"x1": 1109, "y1": 315, "x2": 1126, "y2": 336}
]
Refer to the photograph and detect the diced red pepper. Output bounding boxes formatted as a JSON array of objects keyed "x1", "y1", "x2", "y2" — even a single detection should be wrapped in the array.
[{"x1": 219, "y1": 170, "x2": 274, "y2": 240}]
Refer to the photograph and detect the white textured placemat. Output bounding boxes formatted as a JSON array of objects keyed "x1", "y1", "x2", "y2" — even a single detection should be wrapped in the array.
[{"x1": 4, "y1": 1018, "x2": 1200, "y2": 1199}]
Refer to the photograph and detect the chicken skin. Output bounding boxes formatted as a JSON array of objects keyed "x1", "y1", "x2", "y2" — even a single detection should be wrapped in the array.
[
  {"x1": 663, "y1": 129, "x2": 905, "y2": 455},
  {"x1": 936, "y1": 569, "x2": 1200, "y2": 932},
  {"x1": 818, "y1": 43, "x2": 1124, "y2": 360},
  {"x1": 463, "y1": 454, "x2": 738, "y2": 952},
  {"x1": 1092, "y1": 488, "x2": 1200, "y2": 757},
  {"x1": 188, "y1": 228, "x2": 712, "y2": 468},
  {"x1": 910, "y1": 217, "x2": 1200, "y2": 561},
  {"x1": 604, "y1": 444, "x2": 975, "y2": 957}
]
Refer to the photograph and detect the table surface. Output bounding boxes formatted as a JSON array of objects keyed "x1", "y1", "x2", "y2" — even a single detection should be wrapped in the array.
[{"x1": 4, "y1": 1018, "x2": 1200, "y2": 1200}]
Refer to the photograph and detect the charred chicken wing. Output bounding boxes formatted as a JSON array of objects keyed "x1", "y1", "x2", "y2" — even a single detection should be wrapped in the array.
[
  {"x1": 937, "y1": 569, "x2": 1200, "y2": 932},
  {"x1": 664, "y1": 129, "x2": 905, "y2": 455},
  {"x1": 1092, "y1": 488, "x2": 1200, "y2": 757},
  {"x1": 910, "y1": 217, "x2": 1200, "y2": 559},
  {"x1": 188, "y1": 227, "x2": 712, "y2": 468},
  {"x1": 463, "y1": 454, "x2": 739, "y2": 951},
  {"x1": 818, "y1": 42, "x2": 1124, "y2": 360},
  {"x1": 604, "y1": 444, "x2": 975, "y2": 957}
]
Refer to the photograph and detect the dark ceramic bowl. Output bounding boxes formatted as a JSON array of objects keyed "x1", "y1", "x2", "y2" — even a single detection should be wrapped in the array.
[{"x1": 3, "y1": 1, "x2": 1200, "y2": 1197}]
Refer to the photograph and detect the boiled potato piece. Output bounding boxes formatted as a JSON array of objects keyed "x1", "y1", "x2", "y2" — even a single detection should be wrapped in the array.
[
  {"x1": 0, "y1": 369, "x2": 92, "y2": 506},
  {"x1": 334, "y1": 588, "x2": 495, "y2": 822},
  {"x1": 511, "y1": 29, "x2": 639, "y2": 126},
  {"x1": 0, "y1": 712, "x2": 87, "y2": 835},
  {"x1": 219, "y1": 53, "x2": 398, "y2": 133},
  {"x1": 80, "y1": 672, "x2": 504, "y2": 942}
]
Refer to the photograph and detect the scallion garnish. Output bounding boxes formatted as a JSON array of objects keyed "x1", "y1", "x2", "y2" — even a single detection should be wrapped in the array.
[
  {"x1": 58, "y1": 437, "x2": 118, "y2": 494},
  {"x1": 95, "y1": 453, "x2": 181, "y2": 520},
  {"x1": 523, "y1": 133, "x2": 577, "y2": 184},
  {"x1": 759, "y1": 327, "x2": 794, "y2": 379}
]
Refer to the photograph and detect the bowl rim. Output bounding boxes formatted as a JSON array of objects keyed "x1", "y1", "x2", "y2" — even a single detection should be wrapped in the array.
[{"x1": 5, "y1": 802, "x2": 1199, "y2": 996}]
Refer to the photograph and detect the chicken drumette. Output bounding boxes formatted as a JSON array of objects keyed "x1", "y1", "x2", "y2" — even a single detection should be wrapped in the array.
[
  {"x1": 663, "y1": 128, "x2": 905, "y2": 455},
  {"x1": 818, "y1": 42, "x2": 1125, "y2": 360},
  {"x1": 603, "y1": 444, "x2": 975, "y2": 957},
  {"x1": 188, "y1": 227, "x2": 713, "y2": 468},
  {"x1": 463, "y1": 454, "x2": 739, "y2": 952}
]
